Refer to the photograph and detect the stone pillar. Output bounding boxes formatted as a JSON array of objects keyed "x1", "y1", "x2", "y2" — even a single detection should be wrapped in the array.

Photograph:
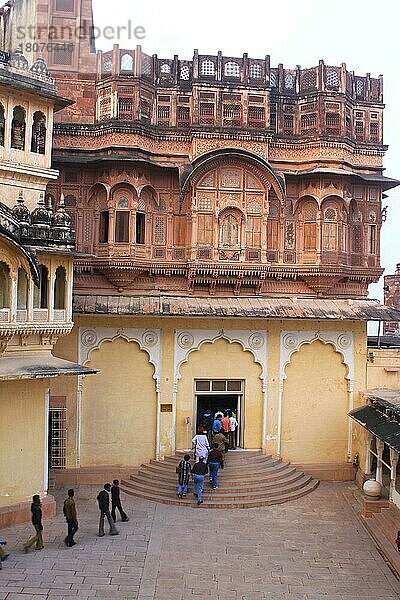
[
  {"x1": 390, "y1": 448, "x2": 399, "y2": 501},
  {"x1": 365, "y1": 432, "x2": 373, "y2": 476},
  {"x1": 375, "y1": 438, "x2": 384, "y2": 485}
]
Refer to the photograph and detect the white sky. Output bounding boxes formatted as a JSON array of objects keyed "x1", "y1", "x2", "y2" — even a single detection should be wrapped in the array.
[{"x1": 92, "y1": 0, "x2": 400, "y2": 303}]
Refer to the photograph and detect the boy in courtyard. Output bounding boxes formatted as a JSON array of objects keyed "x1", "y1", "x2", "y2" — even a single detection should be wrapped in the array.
[{"x1": 176, "y1": 454, "x2": 191, "y2": 498}]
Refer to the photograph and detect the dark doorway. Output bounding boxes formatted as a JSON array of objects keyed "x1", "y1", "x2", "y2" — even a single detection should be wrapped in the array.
[{"x1": 196, "y1": 394, "x2": 240, "y2": 445}]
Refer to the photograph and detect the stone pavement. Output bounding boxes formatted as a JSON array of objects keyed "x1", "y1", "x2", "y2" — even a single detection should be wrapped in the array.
[{"x1": 0, "y1": 482, "x2": 399, "y2": 599}]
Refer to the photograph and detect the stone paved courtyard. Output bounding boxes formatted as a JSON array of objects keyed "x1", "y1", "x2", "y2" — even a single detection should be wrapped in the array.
[{"x1": 0, "y1": 482, "x2": 399, "y2": 599}]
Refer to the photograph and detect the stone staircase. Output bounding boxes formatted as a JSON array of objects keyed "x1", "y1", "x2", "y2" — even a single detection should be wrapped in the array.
[
  {"x1": 120, "y1": 450, "x2": 319, "y2": 509},
  {"x1": 361, "y1": 502, "x2": 400, "y2": 578}
]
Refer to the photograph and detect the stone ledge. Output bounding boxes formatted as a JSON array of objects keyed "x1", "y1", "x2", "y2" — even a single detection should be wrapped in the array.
[
  {"x1": 293, "y1": 462, "x2": 356, "y2": 481},
  {"x1": 0, "y1": 494, "x2": 56, "y2": 529}
]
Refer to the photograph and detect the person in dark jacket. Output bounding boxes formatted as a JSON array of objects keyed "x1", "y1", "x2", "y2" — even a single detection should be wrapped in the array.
[
  {"x1": 191, "y1": 456, "x2": 208, "y2": 505},
  {"x1": 176, "y1": 454, "x2": 191, "y2": 498},
  {"x1": 111, "y1": 479, "x2": 129, "y2": 522},
  {"x1": 63, "y1": 489, "x2": 78, "y2": 547},
  {"x1": 97, "y1": 483, "x2": 119, "y2": 537},
  {"x1": 23, "y1": 495, "x2": 44, "y2": 552},
  {"x1": 207, "y1": 443, "x2": 224, "y2": 489}
]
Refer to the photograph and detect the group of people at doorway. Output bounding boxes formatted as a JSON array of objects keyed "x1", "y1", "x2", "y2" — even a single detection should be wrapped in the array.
[
  {"x1": 200, "y1": 410, "x2": 239, "y2": 450},
  {"x1": 176, "y1": 411, "x2": 238, "y2": 505},
  {"x1": 0, "y1": 479, "x2": 130, "y2": 565}
]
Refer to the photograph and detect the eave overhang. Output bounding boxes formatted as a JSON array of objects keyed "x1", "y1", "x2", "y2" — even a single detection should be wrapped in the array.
[
  {"x1": 73, "y1": 295, "x2": 400, "y2": 322},
  {"x1": 0, "y1": 353, "x2": 98, "y2": 381},
  {"x1": 349, "y1": 391, "x2": 400, "y2": 453}
]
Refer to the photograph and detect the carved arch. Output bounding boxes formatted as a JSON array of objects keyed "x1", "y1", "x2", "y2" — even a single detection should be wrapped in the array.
[
  {"x1": 174, "y1": 329, "x2": 267, "y2": 383},
  {"x1": 88, "y1": 182, "x2": 110, "y2": 206},
  {"x1": 79, "y1": 327, "x2": 161, "y2": 385},
  {"x1": 180, "y1": 149, "x2": 286, "y2": 206},
  {"x1": 280, "y1": 330, "x2": 354, "y2": 383}
]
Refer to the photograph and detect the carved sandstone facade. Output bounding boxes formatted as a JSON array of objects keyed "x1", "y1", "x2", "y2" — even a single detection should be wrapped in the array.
[{"x1": 40, "y1": 43, "x2": 397, "y2": 299}]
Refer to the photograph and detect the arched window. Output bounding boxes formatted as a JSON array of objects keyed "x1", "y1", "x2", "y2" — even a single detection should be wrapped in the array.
[
  {"x1": 0, "y1": 103, "x2": 5, "y2": 146},
  {"x1": 224, "y1": 61, "x2": 240, "y2": 78},
  {"x1": 54, "y1": 266, "x2": 66, "y2": 310},
  {"x1": 160, "y1": 63, "x2": 171, "y2": 74},
  {"x1": 303, "y1": 202, "x2": 318, "y2": 251},
  {"x1": 33, "y1": 265, "x2": 48, "y2": 309},
  {"x1": 322, "y1": 206, "x2": 338, "y2": 251},
  {"x1": 201, "y1": 60, "x2": 215, "y2": 76},
  {"x1": 31, "y1": 111, "x2": 46, "y2": 154},
  {"x1": 249, "y1": 64, "x2": 262, "y2": 79},
  {"x1": 0, "y1": 261, "x2": 10, "y2": 308},
  {"x1": 11, "y1": 106, "x2": 26, "y2": 150},
  {"x1": 115, "y1": 197, "x2": 130, "y2": 243},
  {"x1": 180, "y1": 64, "x2": 190, "y2": 80},
  {"x1": 220, "y1": 214, "x2": 240, "y2": 247},
  {"x1": 17, "y1": 267, "x2": 28, "y2": 310},
  {"x1": 120, "y1": 53, "x2": 133, "y2": 71}
]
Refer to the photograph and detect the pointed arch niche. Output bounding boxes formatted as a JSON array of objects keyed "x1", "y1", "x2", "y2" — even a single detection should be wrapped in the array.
[
  {"x1": 173, "y1": 329, "x2": 268, "y2": 452},
  {"x1": 278, "y1": 330, "x2": 355, "y2": 461},
  {"x1": 78, "y1": 327, "x2": 162, "y2": 460}
]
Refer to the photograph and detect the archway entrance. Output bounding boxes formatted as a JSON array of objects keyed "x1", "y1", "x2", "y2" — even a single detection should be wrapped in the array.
[{"x1": 195, "y1": 379, "x2": 243, "y2": 448}]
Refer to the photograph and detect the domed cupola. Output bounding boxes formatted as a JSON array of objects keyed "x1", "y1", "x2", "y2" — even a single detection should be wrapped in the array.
[
  {"x1": 12, "y1": 190, "x2": 30, "y2": 225},
  {"x1": 31, "y1": 193, "x2": 51, "y2": 228},
  {"x1": 52, "y1": 194, "x2": 71, "y2": 230}
]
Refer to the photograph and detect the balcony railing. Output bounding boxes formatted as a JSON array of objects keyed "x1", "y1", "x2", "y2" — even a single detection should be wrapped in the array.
[
  {"x1": 0, "y1": 308, "x2": 67, "y2": 325},
  {"x1": 33, "y1": 308, "x2": 49, "y2": 321},
  {"x1": 0, "y1": 308, "x2": 10, "y2": 322}
]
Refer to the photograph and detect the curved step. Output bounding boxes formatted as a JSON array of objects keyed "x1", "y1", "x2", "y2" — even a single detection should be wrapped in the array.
[
  {"x1": 121, "y1": 478, "x2": 320, "y2": 509},
  {"x1": 122, "y1": 473, "x2": 312, "y2": 500},
  {"x1": 120, "y1": 451, "x2": 319, "y2": 509},
  {"x1": 132, "y1": 464, "x2": 300, "y2": 487}
]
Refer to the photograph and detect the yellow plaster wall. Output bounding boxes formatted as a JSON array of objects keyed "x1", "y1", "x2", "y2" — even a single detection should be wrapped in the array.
[
  {"x1": 80, "y1": 337, "x2": 157, "y2": 467},
  {"x1": 176, "y1": 337, "x2": 263, "y2": 449},
  {"x1": 54, "y1": 315, "x2": 367, "y2": 466},
  {"x1": 0, "y1": 379, "x2": 47, "y2": 505},
  {"x1": 281, "y1": 340, "x2": 348, "y2": 463},
  {"x1": 366, "y1": 348, "x2": 400, "y2": 390}
]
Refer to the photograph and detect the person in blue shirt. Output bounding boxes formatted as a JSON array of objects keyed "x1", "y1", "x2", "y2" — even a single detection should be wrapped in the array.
[{"x1": 212, "y1": 415, "x2": 222, "y2": 434}]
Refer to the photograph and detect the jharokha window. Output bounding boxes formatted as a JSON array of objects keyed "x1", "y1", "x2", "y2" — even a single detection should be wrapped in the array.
[
  {"x1": 303, "y1": 203, "x2": 318, "y2": 251},
  {"x1": 11, "y1": 106, "x2": 26, "y2": 150},
  {"x1": 31, "y1": 111, "x2": 46, "y2": 154},
  {"x1": 220, "y1": 214, "x2": 240, "y2": 247},
  {"x1": 115, "y1": 198, "x2": 130, "y2": 243},
  {"x1": 322, "y1": 207, "x2": 338, "y2": 251}
]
